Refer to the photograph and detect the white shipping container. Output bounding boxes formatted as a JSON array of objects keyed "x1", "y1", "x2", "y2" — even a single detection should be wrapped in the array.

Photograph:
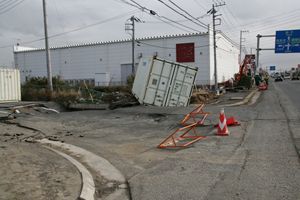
[
  {"x1": 132, "y1": 57, "x2": 198, "y2": 107},
  {"x1": 0, "y1": 69, "x2": 21, "y2": 103}
]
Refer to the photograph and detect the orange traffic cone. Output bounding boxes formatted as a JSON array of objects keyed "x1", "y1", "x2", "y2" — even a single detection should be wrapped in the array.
[{"x1": 216, "y1": 108, "x2": 230, "y2": 136}]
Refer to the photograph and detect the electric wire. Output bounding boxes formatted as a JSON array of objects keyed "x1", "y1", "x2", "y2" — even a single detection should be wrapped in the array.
[
  {"x1": 167, "y1": 0, "x2": 208, "y2": 27},
  {"x1": 0, "y1": 0, "x2": 25, "y2": 15},
  {"x1": 114, "y1": 0, "x2": 140, "y2": 9},
  {"x1": 0, "y1": 0, "x2": 17, "y2": 8},
  {"x1": 152, "y1": 16, "x2": 194, "y2": 33},
  {"x1": 156, "y1": 0, "x2": 208, "y2": 29},
  {"x1": 0, "y1": 0, "x2": 20, "y2": 11},
  {"x1": 0, "y1": 9, "x2": 139, "y2": 49},
  {"x1": 224, "y1": 6, "x2": 241, "y2": 27},
  {"x1": 128, "y1": 0, "x2": 203, "y2": 32},
  {"x1": 193, "y1": 0, "x2": 208, "y2": 12},
  {"x1": 0, "y1": 0, "x2": 11, "y2": 6},
  {"x1": 223, "y1": 8, "x2": 300, "y2": 33}
]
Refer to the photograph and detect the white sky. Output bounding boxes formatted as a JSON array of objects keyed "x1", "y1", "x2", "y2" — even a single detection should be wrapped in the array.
[{"x1": 0, "y1": 0, "x2": 299, "y2": 71}]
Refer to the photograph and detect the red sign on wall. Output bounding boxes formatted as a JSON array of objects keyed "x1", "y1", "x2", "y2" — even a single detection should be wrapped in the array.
[{"x1": 176, "y1": 43, "x2": 195, "y2": 63}]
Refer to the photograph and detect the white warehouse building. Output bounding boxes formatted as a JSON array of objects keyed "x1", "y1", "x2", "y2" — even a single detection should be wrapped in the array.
[{"x1": 13, "y1": 32, "x2": 239, "y2": 86}]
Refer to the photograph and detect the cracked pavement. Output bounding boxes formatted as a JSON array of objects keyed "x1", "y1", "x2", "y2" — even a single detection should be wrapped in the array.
[{"x1": 0, "y1": 80, "x2": 299, "y2": 200}]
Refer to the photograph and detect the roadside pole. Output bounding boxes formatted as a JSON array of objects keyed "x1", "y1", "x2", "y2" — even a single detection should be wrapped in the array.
[
  {"x1": 256, "y1": 34, "x2": 275, "y2": 74},
  {"x1": 42, "y1": 0, "x2": 53, "y2": 92}
]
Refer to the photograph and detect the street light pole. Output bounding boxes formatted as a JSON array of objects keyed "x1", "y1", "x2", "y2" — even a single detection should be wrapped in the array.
[{"x1": 42, "y1": 0, "x2": 53, "y2": 92}]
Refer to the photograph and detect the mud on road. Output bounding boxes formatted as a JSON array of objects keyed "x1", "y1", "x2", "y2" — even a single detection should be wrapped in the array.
[{"x1": 0, "y1": 123, "x2": 81, "y2": 200}]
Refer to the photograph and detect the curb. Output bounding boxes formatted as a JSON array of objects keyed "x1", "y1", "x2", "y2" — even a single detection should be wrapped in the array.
[
  {"x1": 222, "y1": 89, "x2": 259, "y2": 107},
  {"x1": 38, "y1": 139, "x2": 129, "y2": 200},
  {"x1": 43, "y1": 146, "x2": 95, "y2": 200}
]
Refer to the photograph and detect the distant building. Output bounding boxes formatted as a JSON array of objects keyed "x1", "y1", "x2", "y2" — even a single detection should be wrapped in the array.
[{"x1": 13, "y1": 32, "x2": 239, "y2": 86}]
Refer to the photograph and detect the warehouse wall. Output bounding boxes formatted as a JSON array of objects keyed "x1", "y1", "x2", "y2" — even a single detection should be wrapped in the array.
[
  {"x1": 14, "y1": 33, "x2": 237, "y2": 86},
  {"x1": 208, "y1": 32, "x2": 239, "y2": 86},
  {"x1": 216, "y1": 34, "x2": 239, "y2": 83}
]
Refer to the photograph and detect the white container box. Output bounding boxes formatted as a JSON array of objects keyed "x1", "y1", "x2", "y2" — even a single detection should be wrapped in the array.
[
  {"x1": 0, "y1": 68, "x2": 21, "y2": 103},
  {"x1": 132, "y1": 57, "x2": 198, "y2": 107}
]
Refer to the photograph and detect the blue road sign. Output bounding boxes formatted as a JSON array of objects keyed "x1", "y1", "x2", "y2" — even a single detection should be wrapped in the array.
[
  {"x1": 270, "y1": 66, "x2": 276, "y2": 71},
  {"x1": 275, "y1": 29, "x2": 300, "y2": 53}
]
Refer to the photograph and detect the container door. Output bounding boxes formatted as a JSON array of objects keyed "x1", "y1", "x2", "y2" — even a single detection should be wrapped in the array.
[
  {"x1": 132, "y1": 57, "x2": 153, "y2": 104},
  {"x1": 0, "y1": 69, "x2": 21, "y2": 102},
  {"x1": 143, "y1": 60, "x2": 173, "y2": 106},
  {"x1": 166, "y1": 66, "x2": 197, "y2": 106}
]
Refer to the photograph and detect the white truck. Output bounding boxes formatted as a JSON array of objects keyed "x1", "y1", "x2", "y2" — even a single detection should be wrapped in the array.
[{"x1": 132, "y1": 57, "x2": 198, "y2": 107}]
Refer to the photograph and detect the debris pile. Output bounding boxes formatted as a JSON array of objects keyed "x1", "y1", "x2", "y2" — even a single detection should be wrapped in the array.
[{"x1": 190, "y1": 88, "x2": 218, "y2": 104}]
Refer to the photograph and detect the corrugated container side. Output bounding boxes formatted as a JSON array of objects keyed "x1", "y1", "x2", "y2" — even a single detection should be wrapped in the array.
[
  {"x1": 132, "y1": 57, "x2": 154, "y2": 104},
  {"x1": 132, "y1": 57, "x2": 198, "y2": 107},
  {"x1": 0, "y1": 69, "x2": 21, "y2": 103}
]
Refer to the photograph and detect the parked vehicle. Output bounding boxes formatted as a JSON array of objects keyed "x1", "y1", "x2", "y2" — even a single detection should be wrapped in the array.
[
  {"x1": 290, "y1": 68, "x2": 299, "y2": 80},
  {"x1": 274, "y1": 75, "x2": 283, "y2": 82}
]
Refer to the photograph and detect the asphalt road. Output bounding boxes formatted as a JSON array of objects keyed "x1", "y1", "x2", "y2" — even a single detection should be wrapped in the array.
[
  {"x1": 60, "y1": 81, "x2": 299, "y2": 200},
  {"x1": 1, "y1": 80, "x2": 299, "y2": 200},
  {"x1": 274, "y1": 79, "x2": 300, "y2": 112},
  {"x1": 203, "y1": 81, "x2": 300, "y2": 200}
]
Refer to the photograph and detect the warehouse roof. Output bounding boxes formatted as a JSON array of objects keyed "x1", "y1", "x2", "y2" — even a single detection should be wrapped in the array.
[{"x1": 13, "y1": 32, "x2": 208, "y2": 53}]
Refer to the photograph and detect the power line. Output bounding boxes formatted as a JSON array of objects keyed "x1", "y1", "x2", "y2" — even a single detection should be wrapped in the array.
[
  {"x1": 156, "y1": 0, "x2": 208, "y2": 29},
  {"x1": 127, "y1": 0, "x2": 202, "y2": 32},
  {"x1": 139, "y1": 11, "x2": 210, "y2": 24},
  {"x1": 0, "y1": 0, "x2": 17, "y2": 8},
  {"x1": 224, "y1": 6, "x2": 241, "y2": 27},
  {"x1": 159, "y1": 15, "x2": 200, "y2": 32},
  {"x1": 0, "y1": 9, "x2": 139, "y2": 49},
  {"x1": 152, "y1": 15, "x2": 194, "y2": 33},
  {"x1": 0, "y1": 0, "x2": 19, "y2": 10},
  {"x1": 167, "y1": 0, "x2": 208, "y2": 27},
  {"x1": 237, "y1": 15, "x2": 300, "y2": 36},
  {"x1": 193, "y1": 0, "x2": 208, "y2": 12},
  {"x1": 217, "y1": 46, "x2": 237, "y2": 54},
  {"x1": 114, "y1": 0, "x2": 140, "y2": 9},
  {"x1": 0, "y1": 0, "x2": 25, "y2": 15},
  {"x1": 223, "y1": 8, "x2": 300, "y2": 33},
  {"x1": 0, "y1": 0, "x2": 12, "y2": 6}
]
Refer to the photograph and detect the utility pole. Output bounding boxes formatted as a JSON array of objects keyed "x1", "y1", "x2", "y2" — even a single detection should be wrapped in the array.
[
  {"x1": 210, "y1": 1, "x2": 225, "y2": 92},
  {"x1": 42, "y1": 0, "x2": 53, "y2": 92},
  {"x1": 239, "y1": 30, "x2": 249, "y2": 64},
  {"x1": 125, "y1": 16, "x2": 141, "y2": 74}
]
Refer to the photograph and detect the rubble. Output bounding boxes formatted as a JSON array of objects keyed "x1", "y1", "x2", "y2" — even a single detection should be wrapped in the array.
[{"x1": 190, "y1": 89, "x2": 218, "y2": 104}]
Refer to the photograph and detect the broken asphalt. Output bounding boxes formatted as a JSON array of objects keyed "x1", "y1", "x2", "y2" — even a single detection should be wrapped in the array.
[{"x1": 1, "y1": 84, "x2": 299, "y2": 200}]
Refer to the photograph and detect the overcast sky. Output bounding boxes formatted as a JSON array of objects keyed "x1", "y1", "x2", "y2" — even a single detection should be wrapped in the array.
[{"x1": 0, "y1": 0, "x2": 299, "y2": 71}]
